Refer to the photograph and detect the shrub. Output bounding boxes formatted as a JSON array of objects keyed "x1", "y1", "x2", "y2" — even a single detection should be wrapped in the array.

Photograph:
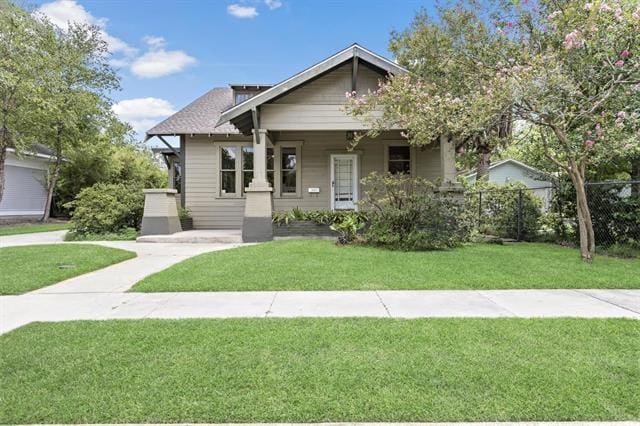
[
  {"x1": 360, "y1": 172, "x2": 471, "y2": 251},
  {"x1": 272, "y1": 208, "x2": 368, "y2": 226},
  {"x1": 466, "y1": 182, "x2": 542, "y2": 241},
  {"x1": 330, "y1": 214, "x2": 365, "y2": 245},
  {"x1": 587, "y1": 184, "x2": 640, "y2": 247},
  {"x1": 65, "y1": 183, "x2": 144, "y2": 235}
]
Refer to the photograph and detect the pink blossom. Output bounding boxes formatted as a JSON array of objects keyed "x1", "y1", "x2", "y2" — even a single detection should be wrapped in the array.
[
  {"x1": 599, "y1": 2, "x2": 612, "y2": 13},
  {"x1": 563, "y1": 30, "x2": 583, "y2": 50},
  {"x1": 584, "y1": 139, "x2": 595, "y2": 149},
  {"x1": 548, "y1": 11, "x2": 561, "y2": 20},
  {"x1": 595, "y1": 123, "x2": 604, "y2": 138},
  {"x1": 620, "y1": 49, "x2": 630, "y2": 59},
  {"x1": 584, "y1": 3, "x2": 592, "y2": 11},
  {"x1": 617, "y1": 111, "x2": 627, "y2": 119},
  {"x1": 614, "y1": 60, "x2": 625, "y2": 67},
  {"x1": 614, "y1": 7, "x2": 623, "y2": 21}
]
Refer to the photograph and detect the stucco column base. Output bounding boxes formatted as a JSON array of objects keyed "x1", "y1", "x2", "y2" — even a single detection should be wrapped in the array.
[
  {"x1": 242, "y1": 186, "x2": 273, "y2": 243},
  {"x1": 141, "y1": 189, "x2": 182, "y2": 236},
  {"x1": 437, "y1": 183, "x2": 465, "y2": 204}
]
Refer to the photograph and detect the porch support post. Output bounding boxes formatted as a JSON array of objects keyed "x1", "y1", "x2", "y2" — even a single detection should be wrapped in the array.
[
  {"x1": 438, "y1": 134, "x2": 464, "y2": 197},
  {"x1": 242, "y1": 129, "x2": 273, "y2": 242}
]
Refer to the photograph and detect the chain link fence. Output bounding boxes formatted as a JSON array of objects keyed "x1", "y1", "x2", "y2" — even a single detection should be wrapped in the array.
[{"x1": 465, "y1": 181, "x2": 640, "y2": 252}]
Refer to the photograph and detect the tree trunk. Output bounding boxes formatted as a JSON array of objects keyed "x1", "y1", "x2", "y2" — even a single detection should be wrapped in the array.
[
  {"x1": 631, "y1": 156, "x2": 640, "y2": 197},
  {"x1": 42, "y1": 157, "x2": 61, "y2": 222},
  {"x1": 476, "y1": 138, "x2": 491, "y2": 181},
  {"x1": 0, "y1": 146, "x2": 6, "y2": 204},
  {"x1": 568, "y1": 163, "x2": 595, "y2": 261}
]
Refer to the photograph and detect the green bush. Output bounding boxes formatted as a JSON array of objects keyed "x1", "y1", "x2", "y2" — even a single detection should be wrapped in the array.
[
  {"x1": 65, "y1": 183, "x2": 144, "y2": 235},
  {"x1": 360, "y1": 172, "x2": 471, "y2": 251},
  {"x1": 272, "y1": 208, "x2": 368, "y2": 226},
  {"x1": 466, "y1": 182, "x2": 542, "y2": 241},
  {"x1": 64, "y1": 227, "x2": 138, "y2": 241}
]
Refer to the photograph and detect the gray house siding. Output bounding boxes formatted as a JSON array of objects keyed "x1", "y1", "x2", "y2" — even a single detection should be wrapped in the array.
[
  {"x1": 184, "y1": 131, "x2": 440, "y2": 229},
  {"x1": 0, "y1": 152, "x2": 49, "y2": 220}
]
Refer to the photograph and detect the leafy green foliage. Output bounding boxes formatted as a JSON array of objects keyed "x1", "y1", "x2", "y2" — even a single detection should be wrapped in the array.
[
  {"x1": 360, "y1": 172, "x2": 470, "y2": 250},
  {"x1": 56, "y1": 137, "x2": 166, "y2": 213},
  {"x1": 272, "y1": 207, "x2": 368, "y2": 226},
  {"x1": 64, "y1": 227, "x2": 138, "y2": 242},
  {"x1": 329, "y1": 214, "x2": 365, "y2": 244},
  {"x1": 65, "y1": 183, "x2": 144, "y2": 235},
  {"x1": 587, "y1": 185, "x2": 640, "y2": 248},
  {"x1": 466, "y1": 182, "x2": 543, "y2": 241}
]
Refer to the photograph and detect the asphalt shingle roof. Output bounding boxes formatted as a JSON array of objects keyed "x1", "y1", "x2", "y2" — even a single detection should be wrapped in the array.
[{"x1": 146, "y1": 87, "x2": 239, "y2": 136}]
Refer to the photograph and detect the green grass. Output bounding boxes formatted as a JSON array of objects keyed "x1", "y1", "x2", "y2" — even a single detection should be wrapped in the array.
[
  {"x1": 1, "y1": 318, "x2": 638, "y2": 423},
  {"x1": 0, "y1": 244, "x2": 136, "y2": 294},
  {"x1": 0, "y1": 222, "x2": 69, "y2": 236},
  {"x1": 133, "y1": 240, "x2": 640, "y2": 292}
]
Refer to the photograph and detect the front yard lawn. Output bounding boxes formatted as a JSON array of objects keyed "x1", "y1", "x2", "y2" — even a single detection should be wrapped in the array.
[
  {"x1": 0, "y1": 222, "x2": 69, "y2": 236},
  {"x1": 0, "y1": 244, "x2": 136, "y2": 295},
  {"x1": 1, "y1": 318, "x2": 637, "y2": 423},
  {"x1": 133, "y1": 240, "x2": 640, "y2": 292}
]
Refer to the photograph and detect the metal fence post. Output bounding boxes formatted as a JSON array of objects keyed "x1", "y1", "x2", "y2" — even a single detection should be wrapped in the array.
[
  {"x1": 517, "y1": 189, "x2": 523, "y2": 241},
  {"x1": 478, "y1": 191, "x2": 483, "y2": 226}
]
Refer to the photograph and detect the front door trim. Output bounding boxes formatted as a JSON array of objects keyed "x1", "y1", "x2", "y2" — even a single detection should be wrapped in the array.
[{"x1": 330, "y1": 153, "x2": 359, "y2": 210}]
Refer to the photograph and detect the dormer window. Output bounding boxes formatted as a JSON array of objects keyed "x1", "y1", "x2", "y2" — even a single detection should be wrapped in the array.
[
  {"x1": 231, "y1": 84, "x2": 273, "y2": 106},
  {"x1": 234, "y1": 92, "x2": 254, "y2": 105}
]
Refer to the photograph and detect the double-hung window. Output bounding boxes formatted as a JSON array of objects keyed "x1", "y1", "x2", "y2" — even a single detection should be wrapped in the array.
[
  {"x1": 281, "y1": 147, "x2": 297, "y2": 195},
  {"x1": 220, "y1": 147, "x2": 237, "y2": 195},
  {"x1": 219, "y1": 143, "x2": 301, "y2": 198},
  {"x1": 388, "y1": 146, "x2": 411, "y2": 175}
]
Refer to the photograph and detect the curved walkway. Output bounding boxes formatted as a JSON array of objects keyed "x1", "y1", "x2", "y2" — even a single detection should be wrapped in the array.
[{"x1": 1, "y1": 231, "x2": 639, "y2": 335}]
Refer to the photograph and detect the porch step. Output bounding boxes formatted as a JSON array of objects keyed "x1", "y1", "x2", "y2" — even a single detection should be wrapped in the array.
[{"x1": 137, "y1": 229, "x2": 242, "y2": 244}]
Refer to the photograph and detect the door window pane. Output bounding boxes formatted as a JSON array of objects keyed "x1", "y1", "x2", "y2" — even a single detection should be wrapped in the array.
[
  {"x1": 388, "y1": 146, "x2": 411, "y2": 174},
  {"x1": 281, "y1": 147, "x2": 297, "y2": 194},
  {"x1": 221, "y1": 147, "x2": 236, "y2": 194}
]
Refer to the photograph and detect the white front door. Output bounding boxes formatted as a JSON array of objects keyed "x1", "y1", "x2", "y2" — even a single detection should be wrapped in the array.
[{"x1": 330, "y1": 154, "x2": 358, "y2": 210}]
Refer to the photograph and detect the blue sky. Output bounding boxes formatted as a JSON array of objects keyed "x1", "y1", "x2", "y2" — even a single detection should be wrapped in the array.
[{"x1": 33, "y1": 0, "x2": 437, "y2": 144}]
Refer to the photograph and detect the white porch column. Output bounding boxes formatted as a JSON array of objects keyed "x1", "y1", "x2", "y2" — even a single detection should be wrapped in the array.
[
  {"x1": 439, "y1": 134, "x2": 464, "y2": 195},
  {"x1": 242, "y1": 129, "x2": 273, "y2": 242}
]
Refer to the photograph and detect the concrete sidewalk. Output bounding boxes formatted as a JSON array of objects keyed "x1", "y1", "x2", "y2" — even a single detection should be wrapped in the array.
[
  {"x1": 0, "y1": 229, "x2": 67, "y2": 246},
  {"x1": 2, "y1": 289, "x2": 638, "y2": 335}
]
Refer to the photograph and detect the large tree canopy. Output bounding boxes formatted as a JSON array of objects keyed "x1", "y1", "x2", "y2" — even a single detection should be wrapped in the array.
[{"x1": 347, "y1": 0, "x2": 640, "y2": 261}]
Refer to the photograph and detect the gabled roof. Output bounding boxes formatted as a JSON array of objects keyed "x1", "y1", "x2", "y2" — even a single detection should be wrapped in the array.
[
  {"x1": 461, "y1": 158, "x2": 552, "y2": 180},
  {"x1": 146, "y1": 87, "x2": 240, "y2": 136},
  {"x1": 217, "y1": 43, "x2": 407, "y2": 127}
]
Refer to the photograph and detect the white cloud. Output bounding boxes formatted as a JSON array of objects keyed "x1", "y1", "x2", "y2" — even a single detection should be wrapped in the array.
[
  {"x1": 35, "y1": 0, "x2": 136, "y2": 56},
  {"x1": 130, "y1": 36, "x2": 197, "y2": 78},
  {"x1": 112, "y1": 98, "x2": 176, "y2": 133},
  {"x1": 227, "y1": 4, "x2": 258, "y2": 18},
  {"x1": 265, "y1": 0, "x2": 282, "y2": 10}
]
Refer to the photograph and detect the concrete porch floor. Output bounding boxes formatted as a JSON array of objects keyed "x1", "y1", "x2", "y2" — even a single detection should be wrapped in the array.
[{"x1": 137, "y1": 229, "x2": 242, "y2": 244}]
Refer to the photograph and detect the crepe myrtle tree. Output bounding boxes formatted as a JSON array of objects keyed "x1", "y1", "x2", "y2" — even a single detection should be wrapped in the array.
[
  {"x1": 345, "y1": 5, "x2": 516, "y2": 179},
  {"x1": 506, "y1": 0, "x2": 640, "y2": 261},
  {"x1": 347, "y1": 0, "x2": 640, "y2": 261}
]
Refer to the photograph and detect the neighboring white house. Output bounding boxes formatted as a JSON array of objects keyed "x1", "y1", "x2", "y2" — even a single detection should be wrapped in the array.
[
  {"x1": 462, "y1": 158, "x2": 553, "y2": 208},
  {"x1": 0, "y1": 145, "x2": 54, "y2": 222}
]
